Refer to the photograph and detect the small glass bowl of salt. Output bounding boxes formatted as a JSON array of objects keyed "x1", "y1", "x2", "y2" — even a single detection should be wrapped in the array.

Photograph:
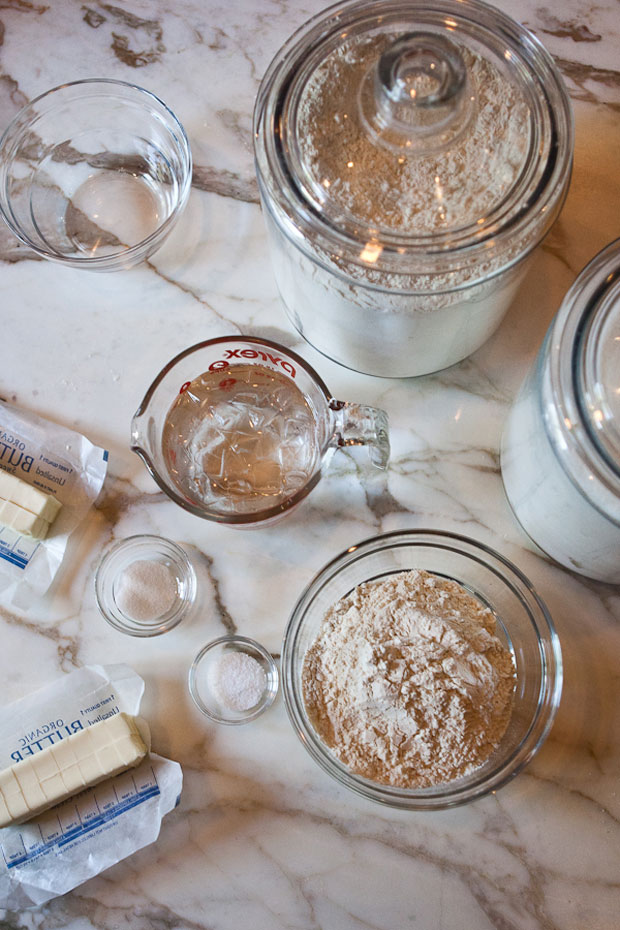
[
  {"x1": 189, "y1": 635, "x2": 279, "y2": 724},
  {"x1": 95, "y1": 535, "x2": 196, "y2": 636}
]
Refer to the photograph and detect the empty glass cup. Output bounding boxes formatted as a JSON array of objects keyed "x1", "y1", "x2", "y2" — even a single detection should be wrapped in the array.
[
  {"x1": 0, "y1": 79, "x2": 192, "y2": 270},
  {"x1": 131, "y1": 336, "x2": 389, "y2": 526}
]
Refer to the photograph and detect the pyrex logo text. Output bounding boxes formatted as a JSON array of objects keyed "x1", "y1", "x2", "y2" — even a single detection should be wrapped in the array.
[{"x1": 209, "y1": 348, "x2": 296, "y2": 377}]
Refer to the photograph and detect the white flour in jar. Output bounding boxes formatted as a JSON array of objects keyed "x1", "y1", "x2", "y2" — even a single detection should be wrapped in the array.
[
  {"x1": 501, "y1": 371, "x2": 620, "y2": 582},
  {"x1": 302, "y1": 570, "x2": 516, "y2": 787},
  {"x1": 298, "y1": 39, "x2": 529, "y2": 238},
  {"x1": 265, "y1": 36, "x2": 533, "y2": 376}
]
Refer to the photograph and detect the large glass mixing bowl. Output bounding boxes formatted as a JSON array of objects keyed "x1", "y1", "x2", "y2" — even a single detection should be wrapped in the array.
[{"x1": 282, "y1": 530, "x2": 562, "y2": 809}]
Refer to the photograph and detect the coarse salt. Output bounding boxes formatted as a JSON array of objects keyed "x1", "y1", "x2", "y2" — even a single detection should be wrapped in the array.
[{"x1": 211, "y1": 651, "x2": 267, "y2": 712}]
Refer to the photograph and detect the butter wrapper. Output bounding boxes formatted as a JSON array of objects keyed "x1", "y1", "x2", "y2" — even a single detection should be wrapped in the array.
[
  {"x1": 0, "y1": 398, "x2": 108, "y2": 605},
  {"x1": 0, "y1": 664, "x2": 182, "y2": 909}
]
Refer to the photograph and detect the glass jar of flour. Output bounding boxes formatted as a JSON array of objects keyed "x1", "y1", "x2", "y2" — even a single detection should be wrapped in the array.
[
  {"x1": 501, "y1": 240, "x2": 620, "y2": 583},
  {"x1": 253, "y1": 0, "x2": 573, "y2": 377}
]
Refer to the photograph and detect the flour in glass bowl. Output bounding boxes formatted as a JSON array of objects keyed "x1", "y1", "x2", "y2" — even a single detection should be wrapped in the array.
[{"x1": 302, "y1": 570, "x2": 516, "y2": 788}]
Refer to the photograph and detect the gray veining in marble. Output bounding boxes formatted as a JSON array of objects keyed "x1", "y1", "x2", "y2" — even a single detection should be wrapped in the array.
[{"x1": 0, "y1": 0, "x2": 619, "y2": 927}]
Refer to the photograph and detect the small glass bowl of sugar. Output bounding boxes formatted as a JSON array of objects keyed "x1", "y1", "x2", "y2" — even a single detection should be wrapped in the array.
[
  {"x1": 95, "y1": 535, "x2": 196, "y2": 636},
  {"x1": 189, "y1": 636, "x2": 279, "y2": 724}
]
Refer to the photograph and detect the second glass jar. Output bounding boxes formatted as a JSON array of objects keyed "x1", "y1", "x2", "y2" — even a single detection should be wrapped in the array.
[{"x1": 501, "y1": 239, "x2": 620, "y2": 583}]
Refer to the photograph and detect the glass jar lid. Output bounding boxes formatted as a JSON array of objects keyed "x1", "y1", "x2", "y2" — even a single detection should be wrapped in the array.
[
  {"x1": 254, "y1": 0, "x2": 573, "y2": 276},
  {"x1": 546, "y1": 239, "x2": 620, "y2": 517},
  {"x1": 579, "y1": 264, "x2": 620, "y2": 471}
]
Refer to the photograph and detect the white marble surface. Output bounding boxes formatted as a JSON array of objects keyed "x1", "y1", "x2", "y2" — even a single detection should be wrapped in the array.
[{"x1": 0, "y1": 0, "x2": 619, "y2": 927}]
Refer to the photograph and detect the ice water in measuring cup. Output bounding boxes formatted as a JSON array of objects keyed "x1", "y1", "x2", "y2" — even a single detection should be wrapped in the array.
[{"x1": 162, "y1": 365, "x2": 321, "y2": 515}]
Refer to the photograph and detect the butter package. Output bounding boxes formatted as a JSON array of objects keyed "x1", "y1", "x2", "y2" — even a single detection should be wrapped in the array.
[
  {"x1": 0, "y1": 665, "x2": 182, "y2": 909},
  {"x1": 0, "y1": 399, "x2": 107, "y2": 605},
  {"x1": 0, "y1": 712, "x2": 148, "y2": 827}
]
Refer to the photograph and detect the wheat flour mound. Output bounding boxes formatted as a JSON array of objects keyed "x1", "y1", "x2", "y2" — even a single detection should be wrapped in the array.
[{"x1": 302, "y1": 569, "x2": 516, "y2": 788}]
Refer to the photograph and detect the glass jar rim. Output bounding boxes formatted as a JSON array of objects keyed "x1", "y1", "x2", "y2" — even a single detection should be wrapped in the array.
[
  {"x1": 544, "y1": 238, "x2": 620, "y2": 521},
  {"x1": 253, "y1": 0, "x2": 574, "y2": 277}
]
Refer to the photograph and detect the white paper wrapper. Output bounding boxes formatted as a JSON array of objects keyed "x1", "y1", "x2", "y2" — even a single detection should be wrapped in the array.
[
  {"x1": 0, "y1": 665, "x2": 182, "y2": 909},
  {"x1": 0, "y1": 399, "x2": 108, "y2": 605}
]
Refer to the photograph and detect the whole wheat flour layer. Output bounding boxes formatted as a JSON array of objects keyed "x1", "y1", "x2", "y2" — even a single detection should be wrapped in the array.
[
  {"x1": 302, "y1": 569, "x2": 516, "y2": 788},
  {"x1": 298, "y1": 36, "x2": 530, "y2": 234}
]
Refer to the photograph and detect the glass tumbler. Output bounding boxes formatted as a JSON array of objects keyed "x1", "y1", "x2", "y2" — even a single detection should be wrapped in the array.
[
  {"x1": 0, "y1": 79, "x2": 192, "y2": 270},
  {"x1": 131, "y1": 336, "x2": 389, "y2": 527},
  {"x1": 501, "y1": 239, "x2": 620, "y2": 583}
]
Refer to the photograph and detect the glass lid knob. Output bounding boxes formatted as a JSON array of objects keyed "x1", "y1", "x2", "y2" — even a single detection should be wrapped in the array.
[{"x1": 359, "y1": 32, "x2": 476, "y2": 155}]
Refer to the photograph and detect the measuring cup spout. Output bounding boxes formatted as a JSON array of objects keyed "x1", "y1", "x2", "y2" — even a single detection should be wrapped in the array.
[
  {"x1": 129, "y1": 409, "x2": 160, "y2": 483},
  {"x1": 130, "y1": 409, "x2": 147, "y2": 454},
  {"x1": 329, "y1": 400, "x2": 390, "y2": 469}
]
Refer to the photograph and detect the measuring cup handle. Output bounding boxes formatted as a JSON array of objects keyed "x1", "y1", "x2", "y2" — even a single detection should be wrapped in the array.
[{"x1": 329, "y1": 400, "x2": 390, "y2": 469}]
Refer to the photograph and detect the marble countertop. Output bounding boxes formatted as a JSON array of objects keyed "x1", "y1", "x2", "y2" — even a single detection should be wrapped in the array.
[{"x1": 0, "y1": 0, "x2": 619, "y2": 927}]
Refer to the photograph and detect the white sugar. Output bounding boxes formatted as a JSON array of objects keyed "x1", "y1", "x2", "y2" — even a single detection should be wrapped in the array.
[{"x1": 116, "y1": 559, "x2": 178, "y2": 622}]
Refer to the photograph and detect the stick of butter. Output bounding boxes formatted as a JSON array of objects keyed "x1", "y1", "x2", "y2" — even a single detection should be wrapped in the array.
[
  {"x1": 0, "y1": 713, "x2": 148, "y2": 828},
  {"x1": 0, "y1": 499, "x2": 50, "y2": 540},
  {"x1": 0, "y1": 470, "x2": 62, "y2": 524}
]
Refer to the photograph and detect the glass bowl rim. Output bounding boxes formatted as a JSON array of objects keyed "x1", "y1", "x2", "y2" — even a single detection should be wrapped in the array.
[{"x1": 281, "y1": 528, "x2": 563, "y2": 810}]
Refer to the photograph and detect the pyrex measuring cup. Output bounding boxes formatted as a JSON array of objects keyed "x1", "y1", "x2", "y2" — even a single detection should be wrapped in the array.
[{"x1": 131, "y1": 336, "x2": 389, "y2": 526}]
